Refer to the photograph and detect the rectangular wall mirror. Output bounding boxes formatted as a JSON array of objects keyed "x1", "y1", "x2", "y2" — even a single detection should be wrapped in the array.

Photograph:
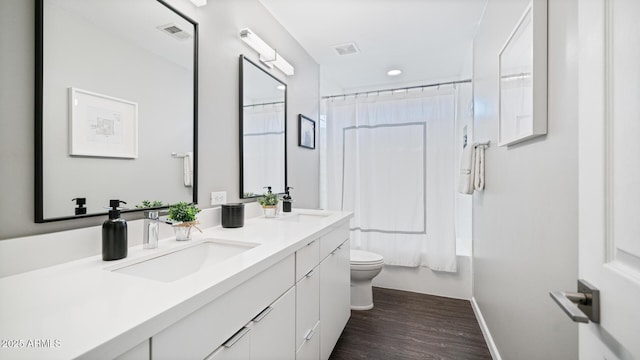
[
  {"x1": 498, "y1": 0, "x2": 547, "y2": 146},
  {"x1": 239, "y1": 55, "x2": 287, "y2": 198},
  {"x1": 36, "y1": 0, "x2": 198, "y2": 222}
]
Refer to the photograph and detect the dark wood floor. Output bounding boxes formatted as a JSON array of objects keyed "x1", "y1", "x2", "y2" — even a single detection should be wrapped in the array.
[{"x1": 329, "y1": 287, "x2": 492, "y2": 360}]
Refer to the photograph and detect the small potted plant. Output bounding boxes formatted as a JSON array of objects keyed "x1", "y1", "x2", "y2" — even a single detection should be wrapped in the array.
[
  {"x1": 258, "y1": 192, "x2": 280, "y2": 218},
  {"x1": 168, "y1": 202, "x2": 202, "y2": 241}
]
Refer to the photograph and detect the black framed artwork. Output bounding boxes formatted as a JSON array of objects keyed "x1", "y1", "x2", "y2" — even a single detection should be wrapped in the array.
[{"x1": 298, "y1": 114, "x2": 316, "y2": 149}]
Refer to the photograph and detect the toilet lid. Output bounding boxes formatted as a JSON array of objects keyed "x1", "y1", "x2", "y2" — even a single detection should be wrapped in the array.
[{"x1": 351, "y1": 249, "x2": 384, "y2": 265}]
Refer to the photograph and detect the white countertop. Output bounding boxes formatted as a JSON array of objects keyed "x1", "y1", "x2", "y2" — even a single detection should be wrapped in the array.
[{"x1": 0, "y1": 209, "x2": 353, "y2": 359}]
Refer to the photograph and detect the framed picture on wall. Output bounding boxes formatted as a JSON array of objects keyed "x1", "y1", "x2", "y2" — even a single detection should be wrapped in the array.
[
  {"x1": 298, "y1": 114, "x2": 316, "y2": 149},
  {"x1": 69, "y1": 87, "x2": 138, "y2": 158},
  {"x1": 498, "y1": 0, "x2": 547, "y2": 146}
]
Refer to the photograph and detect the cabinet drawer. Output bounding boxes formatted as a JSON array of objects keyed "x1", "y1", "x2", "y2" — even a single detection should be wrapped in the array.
[
  {"x1": 295, "y1": 265, "x2": 320, "y2": 351},
  {"x1": 206, "y1": 327, "x2": 251, "y2": 360},
  {"x1": 319, "y1": 222, "x2": 349, "y2": 260},
  {"x1": 296, "y1": 238, "x2": 319, "y2": 282},
  {"x1": 295, "y1": 320, "x2": 320, "y2": 360},
  {"x1": 250, "y1": 287, "x2": 296, "y2": 360},
  {"x1": 152, "y1": 254, "x2": 295, "y2": 360}
]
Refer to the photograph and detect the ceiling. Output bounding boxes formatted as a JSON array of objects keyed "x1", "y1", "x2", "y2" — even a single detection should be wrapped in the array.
[{"x1": 258, "y1": 0, "x2": 487, "y2": 95}]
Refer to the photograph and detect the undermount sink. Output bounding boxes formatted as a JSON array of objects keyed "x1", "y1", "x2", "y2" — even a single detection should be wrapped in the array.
[
  {"x1": 110, "y1": 239, "x2": 258, "y2": 282},
  {"x1": 277, "y1": 212, "x2": 331, "y2": 223}
]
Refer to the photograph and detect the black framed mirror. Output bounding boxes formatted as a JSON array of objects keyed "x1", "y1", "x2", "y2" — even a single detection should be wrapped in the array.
[
  {"x1": 239, "y1": 55, "x2": 287, "y2": 198},
  {"x1": 35, "y1": 0, "x2": 198, "y2": 222}
]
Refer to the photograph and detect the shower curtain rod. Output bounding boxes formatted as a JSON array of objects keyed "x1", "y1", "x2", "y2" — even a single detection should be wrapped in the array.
[
  {"x1": 243, "y1": 100, "x2": 285, "y2": 108},
  {"x1": 321, "y1": 79, "x2": 472, "y2": 100}
]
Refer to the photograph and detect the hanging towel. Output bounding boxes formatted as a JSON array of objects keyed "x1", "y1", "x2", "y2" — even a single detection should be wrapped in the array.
[
  {"x1": 474, "y1": 145, "x2": 485, "y2": 191},
  {"x1": 458, "y1": 144, "x2": 475, "y2": 194},
  {"x1": 184, "y1": 152, "x2": 194, "y2": 187}
]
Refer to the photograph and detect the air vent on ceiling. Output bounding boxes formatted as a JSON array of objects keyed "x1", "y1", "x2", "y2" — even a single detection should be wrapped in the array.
[
  {"x1": 333, "y1": 42, "x2": 359, "y2": 56},
  {"x1": 157, "y1": 23, "x2": 192, "y2": 40}
]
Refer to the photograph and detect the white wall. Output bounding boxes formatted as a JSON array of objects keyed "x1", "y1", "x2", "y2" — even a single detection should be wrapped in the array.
[
  {"x1": 0, "y1": 0, "x2": 320, "y2": 241},
  {"x1": 472, "y1": 0, "x2": 579, "y2": 359}
]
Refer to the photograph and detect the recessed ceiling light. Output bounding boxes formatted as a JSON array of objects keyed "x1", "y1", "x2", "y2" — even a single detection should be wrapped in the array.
[{"x1": 387, "y1": 69, "x2": 402, "y2": 76}]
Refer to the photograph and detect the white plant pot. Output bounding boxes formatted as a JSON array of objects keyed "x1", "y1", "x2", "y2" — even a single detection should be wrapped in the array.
[
  {"x1": 263, "y1": 206, "x2": 278, "y2": 218},
  {"x1": 173, "y1": 223, "x2": 196, "y2": 241}
]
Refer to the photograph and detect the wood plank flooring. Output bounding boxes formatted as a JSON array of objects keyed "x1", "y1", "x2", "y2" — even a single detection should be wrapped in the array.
[{"x1": 329, "y1": 287, "x2": 492, "y2": 360}]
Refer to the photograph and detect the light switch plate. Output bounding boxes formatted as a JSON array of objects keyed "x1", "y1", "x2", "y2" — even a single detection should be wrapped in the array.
[{"x1": 210, "y1": 191, "x2": 227, "y2": 206}]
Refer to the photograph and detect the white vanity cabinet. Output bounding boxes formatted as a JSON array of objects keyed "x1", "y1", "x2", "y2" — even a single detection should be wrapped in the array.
[
  {"x1": 319, "y1": 239, "x2": 350, "y2": 360},
  {"x1": 150, "y1": 220, "x2": 351, "y2": 360},
  {"x1": 151, "y1": 254, "x2": 295, "y2": 360},
  {"x1": 294, "y1": 223, "x2": 350, "y2": 360}
]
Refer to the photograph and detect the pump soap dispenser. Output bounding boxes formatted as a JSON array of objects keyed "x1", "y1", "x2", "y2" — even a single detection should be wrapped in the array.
[
  {"x1": 283, "y1": 187, "x2": 294, "y2": 212},
  {"x1": 102, "y1": 200, "x2": 128, "y2": 261}
]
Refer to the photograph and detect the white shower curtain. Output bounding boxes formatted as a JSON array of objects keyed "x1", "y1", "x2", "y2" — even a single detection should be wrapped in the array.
[{"x1": 322, "y1": 87, "x2": 458, "y2": 272}]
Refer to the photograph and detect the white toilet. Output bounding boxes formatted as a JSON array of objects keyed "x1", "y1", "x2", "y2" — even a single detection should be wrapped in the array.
[{"x1": 350, "y1": 249, "x2": 384, "y2": 310}]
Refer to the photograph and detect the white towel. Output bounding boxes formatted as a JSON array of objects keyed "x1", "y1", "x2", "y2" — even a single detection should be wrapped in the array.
[
  {"x1": 184, "y1": 152, "x2": 194, "y2": 187},
  {"x1": 458, "y1": 144, "x2": 475, "y2": 194},
  {"x1": 474, "y1": 145, "x2": 485, "y2": 191}
]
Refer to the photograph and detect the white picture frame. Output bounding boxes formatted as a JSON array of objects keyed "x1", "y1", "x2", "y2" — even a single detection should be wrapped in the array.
[
  {"x1": 498, "y1": 0, "x2": 547, "y2": 146},
  {"x1": 69, "y1": 87, "x2": 138, "y2": 158}
]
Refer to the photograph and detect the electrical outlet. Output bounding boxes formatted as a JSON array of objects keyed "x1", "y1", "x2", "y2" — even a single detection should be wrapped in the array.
[{"x1": 210, "y1": 191, "x2": 227, "y2": 206}]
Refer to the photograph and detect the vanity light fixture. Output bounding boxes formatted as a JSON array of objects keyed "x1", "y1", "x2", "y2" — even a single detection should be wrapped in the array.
[
  {"x1": 240, "y1": 28, "x2": 295, "y2": 76},
  {"x1": 190, "y1": 0, "x2": 207, "y2": 7}
]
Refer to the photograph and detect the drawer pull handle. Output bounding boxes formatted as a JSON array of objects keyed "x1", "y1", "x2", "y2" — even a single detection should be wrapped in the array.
[
  {"x1": 306, "y1": 239, "x2": 316, "y2": 246},
  {"x1": 223, "y1": 327, "x2": 250, "y2": 348},
  {"x1": 252, "y1": 306, "x2": 274, "y2": 323},
  {"x1": 304, "y1": 328, "x2": 316, "y2": 341},
  {"x1": 305, "y1": 269, "x2": 315, "y2": 278}
]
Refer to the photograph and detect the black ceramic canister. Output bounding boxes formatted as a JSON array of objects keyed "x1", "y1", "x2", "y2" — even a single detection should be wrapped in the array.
[{"x1": 221, "y1": 203, "x2": 245, "y2": 228}]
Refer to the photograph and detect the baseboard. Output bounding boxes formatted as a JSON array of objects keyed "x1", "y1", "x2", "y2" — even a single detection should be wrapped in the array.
[{"x1": 470, "y1": 297, "x2": 502, "y2": 360}]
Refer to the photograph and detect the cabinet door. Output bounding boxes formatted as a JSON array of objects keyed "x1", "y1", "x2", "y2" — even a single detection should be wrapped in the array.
[
  {"x1": 319, "y1": 240, "x2": 351, "y2": 360},
  {"x1": 251, "y1": 287, "x2": 295, "y2": 360},
  {"x1": 206, "y1": 328, "x2": 251, "y2": 360},
  {"x1": 296, "y1": 266, "x2": 320, "y2": 351},
  {"x1": 295, "y1": 320, "x2": 320, "y2": 360}
]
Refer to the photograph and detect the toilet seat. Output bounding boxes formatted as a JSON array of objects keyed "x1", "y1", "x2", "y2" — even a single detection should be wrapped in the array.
[{"x1": 350, "y1": 249, "x2": 384, "y2": 266}]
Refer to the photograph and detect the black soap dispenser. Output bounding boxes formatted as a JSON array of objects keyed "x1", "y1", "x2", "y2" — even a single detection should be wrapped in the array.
[
  {"x1": 102, "y1": 200, "x2": 128, "y2": 261},
  {"x1": 72, "y1": 197, "x2": 87, "y2": 215},
  {"x1": 283, "y1": 187, "x2": 293, "y2": 212}
]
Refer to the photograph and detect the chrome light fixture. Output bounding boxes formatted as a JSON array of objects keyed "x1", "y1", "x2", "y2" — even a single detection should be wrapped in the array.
[{"x1": 239, "y1": 28, "x2": 295, "y2": 76}]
